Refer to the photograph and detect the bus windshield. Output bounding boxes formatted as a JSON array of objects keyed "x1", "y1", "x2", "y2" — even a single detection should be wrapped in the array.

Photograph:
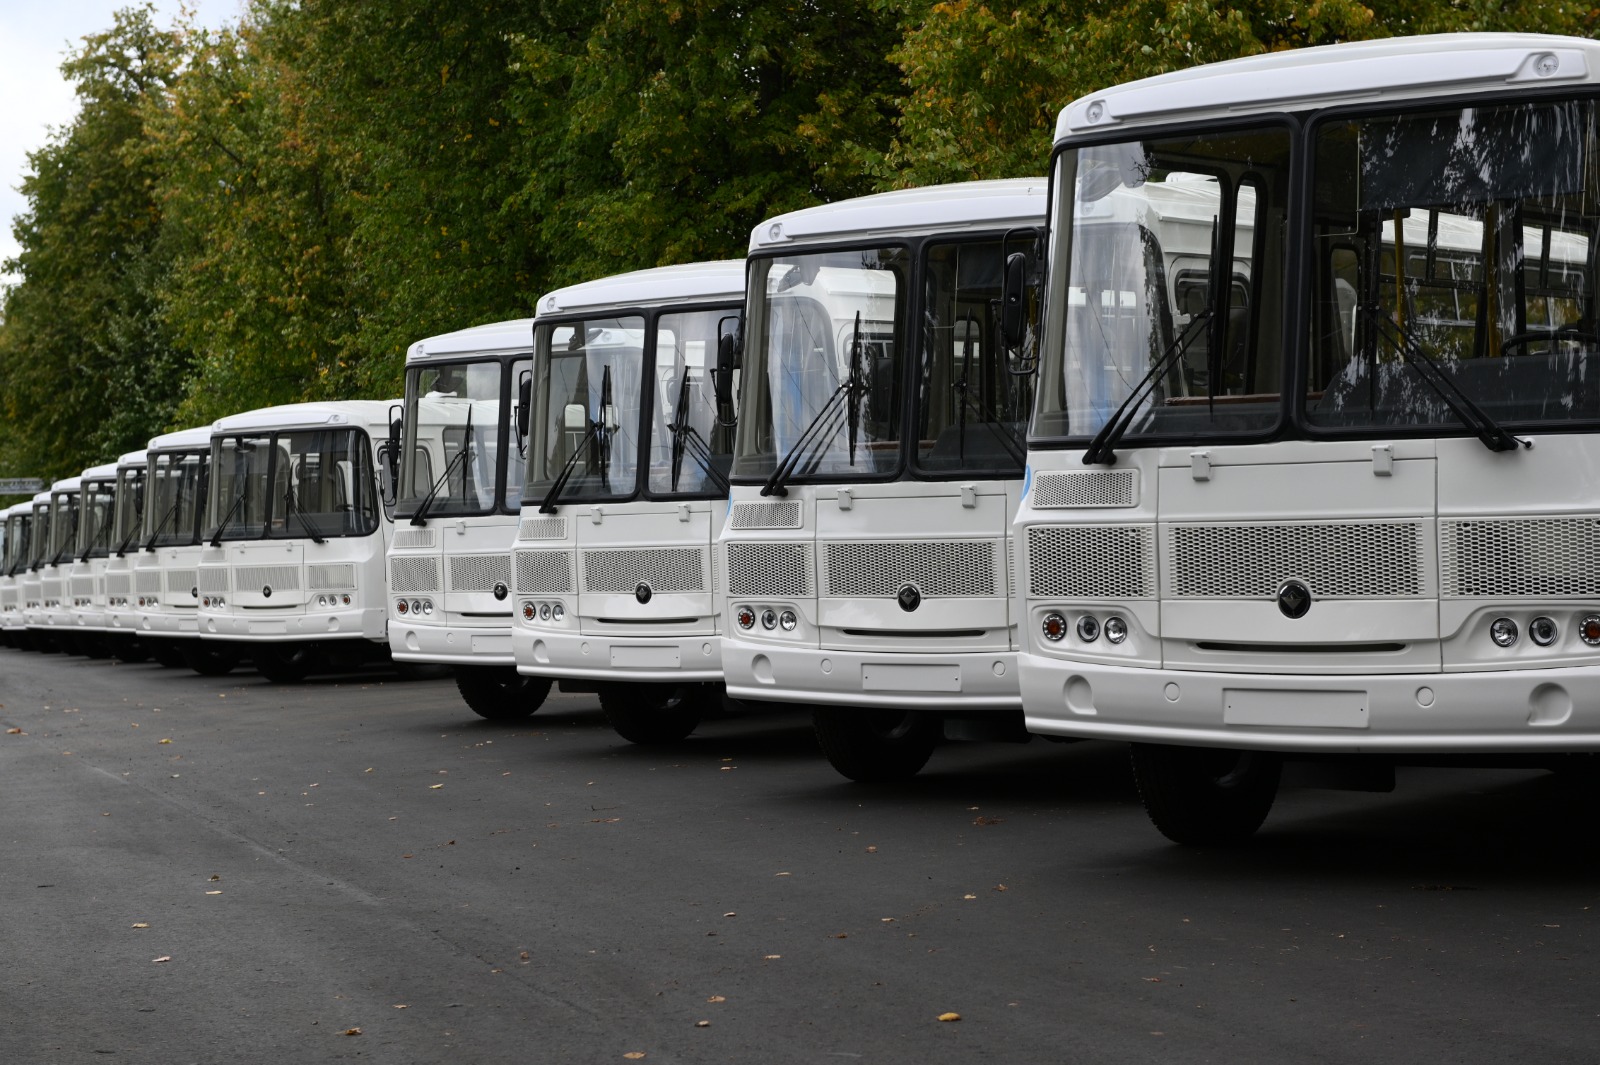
[
  {"x1": 648, "y1": 308, "x2": 737, "y2": 496},
  {"x1": 733, "y1": 248, "x2": 907, "y2": 483},
  {"x1": 526, "y1": 316, "x2": 645, "y2": 506},
  {"x1": 145, "y1": 451, "x2": 208, "y2": 548},
  {"x1": 29, "y1": 503, "x2": 50, "y2": 568},
  {"x1": 1306, "y1": 98, "x2": 1600, "y2": 431},
  {"x1": 4, "y1": 513, "x2": 28, "y2": 576},
  {"x1": 48, "y1": 492, "x2": 80, "y2": 565},
  {"x1": 206, "y1": 429, "x2": 378, "y2": 542},
  {"x1": 78, "y1": 480, "x2": 117, "y2": 559},
  {"x1": 112, "y1": 466, "x2": 145, "y2": 554},
  {"x1": 1035, "y1": 126, "x2": 1291, "y2": 443},
  {"x1": 397, "y1": 360, "x2": 508, "y2": 519}
]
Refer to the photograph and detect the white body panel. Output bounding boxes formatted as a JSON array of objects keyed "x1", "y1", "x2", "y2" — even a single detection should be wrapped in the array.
[{"x1": 34, "y1": 479, "x2": 81, "y2": 632}]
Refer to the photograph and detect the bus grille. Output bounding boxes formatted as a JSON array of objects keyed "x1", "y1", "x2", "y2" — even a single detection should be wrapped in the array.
[
  {"x1": 1028, "y1": 525, "x2": 1157, "y2": 599},
  {"x1": 166, "y1": 568, "x2": 198, "y2": 595},
  {"x1": 390, "y1": 556, "x2": 440, "y2": 594},
  {"x1": 136, "y1": 570, "x2": 164, "y2": 595},
  {"x1": 583, "y1": 548, "x2": 705, "y2": 593},
  {"x1": 390, "y1": 528, "x2": 435, "y2": 549},
  {"x1": 1441, "y1": 516, "x2": 1600, "y2": 597},
  {"x1": 518, "y1": 517, "x2": 567, "y2": 540},
  {"x1": 199, "y1": 567, "x2": 230, "y2": 593},
  {"x1": 824, "y1": 540, "x2": 996, "y2": 598},
  {"x1": 308, "y1": 564, "x2": 357, "y2": 591},
  {"x1": 107, "y1": 574, "x2": 131, "y2": 596},
  {"x1": 449, "y1": 554, "x2": 510, "y2": 591},
  {"x1": 726, "y1": 542, "x2": 811, "y2": 597},
  {"x1": 1167, "y1": 520, "x2": 1423, "y2": 599},
  {"x1": 1032, "y1": 470, "x2": 1137, "y2": 508},
  {"x1": 515, "y1": 550, "x2": 572, "y2": 595},
  {"x1": 729, "y1": 501, "x2": 803, "y2": 530}
]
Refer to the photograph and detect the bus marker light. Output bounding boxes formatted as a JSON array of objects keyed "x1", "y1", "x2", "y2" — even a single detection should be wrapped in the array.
[
  {"x1": 1581, "y1": 616, "x2": 1600, "y2": 646},
  {"x1": 1042, "y1": 612, "x2": 1066, "y2": 642}
]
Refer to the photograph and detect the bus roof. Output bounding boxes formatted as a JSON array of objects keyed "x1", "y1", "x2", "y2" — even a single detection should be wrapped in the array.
[
  {"x1": 211, "y1": 400, "x2": 399, "y2": 436},
  {"x1": 536, "y1": 260, "x2": 745, "y2": 318},
  {"x1": 406, "y1": 317, "x2": 536, "y2": 366},
  {"x1": 81, "y1": 462, "x2": 119, "y2": 482},
  {"x1": 1058, "y1": 33, "x2": 1600, "y2": 140},
  {"x1": 49, "y1": 476, "x2": 82, "y2": 494},
  {"x1": 749, "y1": 179, "x2": 1046, "y2": 253},
  {"x1": 116, "y1": 448, "x2": 148, "y2": 469},
  {"x1": 31, "y1": 491, "x2": 51, "y2": 506},
  {"x1": 148, "y1": 425, "x2": 217, "y2": 453}
]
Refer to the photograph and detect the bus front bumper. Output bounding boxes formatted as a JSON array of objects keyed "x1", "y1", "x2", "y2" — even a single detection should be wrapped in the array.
[
  {"x1": 514, "y1": 627, "x2": 724, "y2": 684},
  {"x1": 723, "y1": 639, "x2": 1021, "y2": 710}
]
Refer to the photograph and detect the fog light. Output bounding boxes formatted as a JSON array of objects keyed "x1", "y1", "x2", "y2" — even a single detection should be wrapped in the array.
[
  {"x1": 779, "y1": 609, "x2": 797, "y2": 632},
  {"x1": 1582, "y1": 615, "x2": 1600, "y2": 646},
  {"x1": 1041, "y1": 612, "x2": 1067, "y2": 642},
  {"x1": 1104, "y1": 616, "x2": 1128, "y2": 644},
  {"x1": 761, "y1": 608, "x2": 778, "y2": 630},
  {"x1": 736, "y1": 606, "x2": 755, "y2": 629},
  {"x1": 422, "y1": 600, "x2": 433, "y2": 616},
  {"x1": 539, "y1": 603, "x2": 552, "y2": 621},
  {"x1": 1076, "y1": 615, "x2": 1101, "y2": 642},
  {"x1": 1530, "y1": 616, "x2": 1558, "y2": 646},
  {"x1": 522, "y1": 601, "x2": 535, "y2": 621},
  {"x1": 410, "y1": 599, "x2": 422, "y2": 614},
  {"x1": 397, "y1": 599, "x2": 408, "y2": 614},
  {"x1": 1490, "y1": 617, "x2": 1518, "y2": 647},
  {"x1": 551, "y1": 603, "x2": 564, "y2": 622},
  {"x1": 317, "y1": 595, "x2": 328, "y2": 607}
]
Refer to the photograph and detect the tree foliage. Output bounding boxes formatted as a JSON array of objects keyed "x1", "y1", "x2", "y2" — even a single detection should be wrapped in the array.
[{"x1": 2, "y1": 0, "x2": 1598, "y2": 476}]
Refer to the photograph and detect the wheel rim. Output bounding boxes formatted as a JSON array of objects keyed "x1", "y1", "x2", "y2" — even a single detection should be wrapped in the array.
[{"x1": 862, "y1": 710, "x2": 919, "y2": 741}]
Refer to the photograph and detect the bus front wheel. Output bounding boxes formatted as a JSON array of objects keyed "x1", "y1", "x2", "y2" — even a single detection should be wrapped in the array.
[
  {"x1": 598, "y1": 683, "x2": 704, "y2": 744},
  {"x1": 1130, "y1": 743, "x2": 1280, "y2": 846},
  {"x1": 455, "y1": 666, "x2": 550, "y2": 721},
  {"x1": 812, "y1": 708, "x2": 938, "y2": 783}
]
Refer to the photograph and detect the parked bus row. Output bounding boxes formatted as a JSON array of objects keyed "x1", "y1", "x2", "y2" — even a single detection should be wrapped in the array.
[{"x1": 7, "y1": 33, "x2": 1600, "y2": 846}]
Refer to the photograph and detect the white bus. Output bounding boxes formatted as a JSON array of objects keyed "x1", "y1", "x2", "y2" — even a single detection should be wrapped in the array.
[
  {"x1": 388, "y1": 318, "x2": 542, "y2": 718},
  {"x1": 197, "y1": 401, "x2": 400, "y2": 682},
  {"x1": 0, "y1": 502, "x2": 30, "y2": 645},
  {"x1": 123, "y1": 426, "x2": 216, "y2": 670},
  {"x1": 722, "y1": 181, "x2": 1045, "y2": 780},
  {"x1": 514, "y1": 261, "x2": 744, "y2": 743},
  {"x1": 66, "y1": 460, "x2": 122, "y2": 657},
  {"x1": 20, "y1": 491, "x2": 51, "y2": 649},
  {"x1": 98, "y1": 448, "x2": 149, "y2": 662},
  {"x1": 1017, "y1": 32, "x2": 1600, "y2": 843},
  {"x1": 35, "y1": 477, "x2": 82, "y2": 651}
]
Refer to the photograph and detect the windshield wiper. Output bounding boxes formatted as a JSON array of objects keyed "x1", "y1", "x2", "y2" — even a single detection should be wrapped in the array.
[
  {"x1": 669, "y1": 372, "x2": 730, "y2": 494},
  {"x1": 1082, "y1": 309, "x2": 1214, "y2": 466},
  {"x1": 537, "y1": 364, "x2": 613, "y2": 514},
  {"x1": 80, "y1": 504, "x2": 116, "y2": 561},
  {"x1": 284, "y1": 483, "x2": 327, "y2": 544},
  {"x1": 113, "y1": 506, "x2": 144, "y2": 557},
  {"x1": 1364, "y1": 309, "x2": 1528, "y2": 453},
  {"x1": 409, "y1": 400, "x2": 476, "y2": 526},
  {"x1": 144, "y1": 496, "x2": 184, "y2": 552},
  {"x1": 762, "y1": 312, "x2": 868, "y2": 497},
  {"x1": 208, "y1": 491, "x2": 248, "y2": 547}
]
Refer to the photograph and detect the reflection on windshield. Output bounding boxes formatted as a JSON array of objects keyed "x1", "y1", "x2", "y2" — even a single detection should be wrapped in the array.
[
  {"x1": 205, "y1": 430, "x2": 378, "y2": 541},
  {"x1": 733, "y1": 249, "x2": 904, "y2": 482},
  {"x1": 650, "y1": 310, "x2": 736, "y2": 495},
  {"x1": 398, "y1": 360, "x2": 504, "y2": 518},
  {"x1": 526, "y1": 316, "x2": 645, "y2": 503},
  {"x1": 78, "y1": 481, "x2": 117, "y2": 559},
  {"x1": 48, "y1": 493, "x2": 80, "y2": 564},
  {"x1": 29, "y1": 504, "x2": 51, "y2": 568},
  {"x1": 1308, "y1": 99, "x2": 1600, "y2": 430},
  {"x1": 145, "y1": 451, "x2": 207, "y2": 548},
  {"x1": 112, "y1": 468, "x2": 145, "y2": 554},
  {"x1": 1036, "y1": 128, "x2": 1290, "y2": 442}
]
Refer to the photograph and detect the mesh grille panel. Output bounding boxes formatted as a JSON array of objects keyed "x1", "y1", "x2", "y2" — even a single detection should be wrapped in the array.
[
  {"x1": 236, "y1": 565, "x2": 301, "y2": 591},
  {"x1": 583, "y1": 548, "x2": 705, "y2": 593},
  {"x1": 1442, "y1": 517, "x2": 1600, "y2": 597},
  {"x1": 515, "y1": 550, "x2": 572, "y2": 594},
  {"x1": 198, "y1": 567, "x2": 229, "y2": 593},
  {"x1": 1168, "y1": 521, "x2": 1423, "y2": 598},
  {"x1": 70, "y1": 576, "x2": 94, "y2": 596},
  {"x1": 518, "y1": 517, "x2": 567, "y2": 540},
  {"x1": 107, "y1": 574, "x2": 131, "y2": 596},
  {"x1": 390, "y1": 556, "x2": 440, "y2": 594},
  {"x1": 727, "y1": 542, "x2": 811, "y2": 597},
  {"x1": 824, "y1": 541, "x2": 996, "y2": 598},
  {"x1": 308, "y1": 563, "x2": 356, "y2": 591},
  {"x1": 390, "y1": 529, "x2": 435, "y2": 549},
  {"x1": 449, "y1": 553, "x2": 511, "y2": 591},
  {"x1": 136, "y1": 570, "x2": 164, "y2": 595},
  {"x1": 1028, "y1": 525, "x2": 1157, "y2": 599},
  {"x1": 166, "y1": 568, "x2": 198, "y2": 595},
  {"x1": 1033, "y1": 470, "x2": 1136, "y2": 508},
  {"x1": 730, "y1": 502, "x2": 803, "y2": 530}
]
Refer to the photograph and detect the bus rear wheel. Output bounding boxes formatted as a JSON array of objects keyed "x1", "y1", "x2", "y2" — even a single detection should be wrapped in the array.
[
  {"x1": 455, "y1": 666, "x2": 550, "y2": 721},
  {"x1": 253, "y1": 643, "x2": 317, "y2": 684},
  {"x1": 598, "y1": 683, "x2": 704, "y2": 744},
  {"x1": 182, "y1": 640, "x2": 239, "y2": 676},
  {"x1": 1130, "y1": 743, "x2": 1281, "y2": 846},
  {"x1": 812, "y1": 708, "x2": 938, "y2": 782},
  {"x1": 149, "y1": 640, "x2": 187, "y2": 669}
]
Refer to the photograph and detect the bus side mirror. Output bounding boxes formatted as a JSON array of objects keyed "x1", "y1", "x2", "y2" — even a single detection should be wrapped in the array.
[
  {"x1": 1000, "y1": 252, "x2": 1029, "y2": 349},
  {"x1": 516, "y1": 374, "x2": 532, "y2": 440}
]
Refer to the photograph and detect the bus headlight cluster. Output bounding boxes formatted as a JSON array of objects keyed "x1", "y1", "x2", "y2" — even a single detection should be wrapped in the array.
[
  {"x1": 1044, "y1": 611, "x2": 1129, "y2": 644},
  {"x1": 314, "y1": 594, "x2": 353, "y2": 609},
  {"x1": 137, "y1": 595, "x2": 159, "y2": 608},
  {"x1": 735, "y1": 605, "x2": 797, "y2": 632},
  {"x1": 395, "y1": 598, "x2": 433, "y2": 616},
  {"x1": 520, "y1": 600, "x2": 565, "y2": 624},
  {"x1": 201, "y1": 595, "x2": 226, "y2": 608}
]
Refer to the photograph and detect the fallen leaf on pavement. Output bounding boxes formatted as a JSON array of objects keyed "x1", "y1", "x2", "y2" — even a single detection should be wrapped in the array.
[
  {"x1": 963, "y1": 894, "x2": 977, "y2": 900},
  {"x1": 205, "y1": 891, "x2": 222, "y2": 896},
  {"x1": 131, "y1": 923, "x2": 149, "y2": 929},
  {"x1": 706, "y1": 996, "x2": 725, "y2": 1003},
  {"x1": 429, "y1": 784, "x2": 444, "y2": 789},
  {"x1": 865, "y1": 846, "x2": 877, "y2": 853},
  {"x1": 763, "y1": 954, "x2": 781, "y2": 960},
  {"x1": 624, "y1": 1054, "x2": 645, "y2": 1061},
  {"x1": 209, "y1": 875, "x2": 220, "y2": 882},
  {"x1": 938, "y1": 1012, "x2": 961, "y2": 1022},
  {"x1": 158, "y1": 739, "x2": 172, "y2": 745},
  {"x1": 973, "y1": 815, "x2": 1003, "y2": 826},
  {"x1": 152, "y1": 956, "x2": 171, "y2": 964},
  {"x1": 695, "y1": 1020, "x2": 710, "y2": 1028},
  {"x1": 343, "y1": 1028, "x2": 362, "y2": 1036},
  {"x1": 6, "y1": 728, "x2": 21, "y2": 735}
]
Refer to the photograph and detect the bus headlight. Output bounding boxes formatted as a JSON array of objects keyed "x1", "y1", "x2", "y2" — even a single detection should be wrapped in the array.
[
  {"x1": 551, "y1": 603, "x2": 564, "y2": 622},
  {"x1": 779, "y1": 609, "x2": 797, "y2": 632},
  {"x1": 1076, "y1": 615, "x2": 1101, "y2": 643},
  {"x1": 1103, "y1": 616, "x2": 1129, "y2": 644},
  {"x1": 1529, "y1": 616, "x2": 1558, "y2": 646},
  {"x1": 1489, "y1": 617, "x2": 1518, "y2": 647}
]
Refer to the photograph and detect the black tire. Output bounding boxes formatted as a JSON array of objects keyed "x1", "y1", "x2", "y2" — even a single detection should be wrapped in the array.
[
  {"x1": 110, "y1": 635, "x2": 151, "y2": 663},
  {"x1": 812, "y1": 708, "x2": 939, "y2": 782},
  {"x1": 253, "y1": 642, "x2": 317, "y2": 683},
  {"x1": 1130, "y1": 743, "x2": 1281, "y2": 846},
  {"x1": 79, "y1": 633, "x2": 111, "y2": 659},
  {"x1": 454, "y1": 666, "x2": 550, "y2": 721},
  {"x1": 149, "y1": 640, "x2": 187, "y2": 669},
  {"x1": 598, "y1": 683, "x2": 705, "y2": 744},
  {"x1": 395, "y1": 660, "x2": 453, "y2": 681},
  {"x1": 182, "y1": 640, "x2": 240, "y2": 677}
]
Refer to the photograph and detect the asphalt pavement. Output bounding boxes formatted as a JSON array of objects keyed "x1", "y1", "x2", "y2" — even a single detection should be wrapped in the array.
[{"x1": 2, "y1": 646, "x2": 1596, "y2": 1064}]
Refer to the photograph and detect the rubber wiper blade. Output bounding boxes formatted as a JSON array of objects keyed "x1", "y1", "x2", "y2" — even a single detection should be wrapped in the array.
[
  {"x1": 284, "y1": 483, "x2": 327, "y2": 544},
  {"x1": 538, "y1": 364, "x2": 612, "y2": 513},
  {"x1": 1082, "y1": 309, "x2": 1213, "y2": 466},
  {"x1": 1366, "y1": 309, "x2": 1527, "y2": 453},
  {"x1": 208, "y1": 491, "x2": 247, "y2": 548},
  {"x1": 409, "y1": 407, "x2": 474, "y2": 527}
]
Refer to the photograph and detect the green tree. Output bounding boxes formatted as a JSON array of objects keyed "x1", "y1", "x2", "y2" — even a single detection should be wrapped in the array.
[{"x1": 0, "y1": 5, "x2": 190, "y2": 479}]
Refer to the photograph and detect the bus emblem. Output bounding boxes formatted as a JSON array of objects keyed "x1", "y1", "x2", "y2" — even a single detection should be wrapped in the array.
[
  {"x1": 897, "y1": 584, "x2": 922, "y2": 612},
  {"x1": 635, "y1": 583, "x2": 653, "y2": 604},
  {"x1": 1276, "y1": 580, "x2": 1310, "y2": 619}
]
